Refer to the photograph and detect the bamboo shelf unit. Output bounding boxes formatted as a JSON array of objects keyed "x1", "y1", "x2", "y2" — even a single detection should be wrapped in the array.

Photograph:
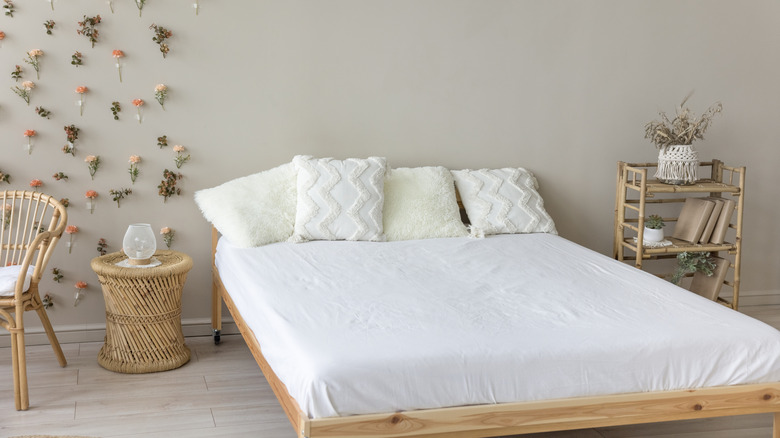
[{"x1": 613, "y1": 159, "x2": 745, "y2": 309}]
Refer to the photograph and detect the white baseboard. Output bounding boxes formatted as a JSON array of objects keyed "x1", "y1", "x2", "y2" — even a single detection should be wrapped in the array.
[{"x1": 0, "y1": 317, "x2": 240, "y2": 348}]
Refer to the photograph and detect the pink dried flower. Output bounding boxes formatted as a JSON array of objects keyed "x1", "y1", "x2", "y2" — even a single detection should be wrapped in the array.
[
  {"x1": 112, "y1": 49, "x2": 124, "y2": 58},
  {"x1": 85, "y1": 190, "x2": 98, "y2": 199},
  {"x1": 75, "y1": 86, "x2": 87, "y2": 94},
  {"x1": 66, "y1": 225, "x2": 79, "y2": 234},
  {"x1": 24, "y1": 129, "x2": 36, "y2": 137},
  {"x1": 75, "y1": 281, "x2": 87, "y2": 289},
  {"x1": 132, "y1": 99, "x2": 144, "y2": 107},
  {"x1": 29, "y1": 179, "x2": 42, "y2": 190}
]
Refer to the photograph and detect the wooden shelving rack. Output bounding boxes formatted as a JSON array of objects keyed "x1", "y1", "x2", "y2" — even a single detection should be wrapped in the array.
[{"x1": 613, "y1": 159, "x2": 745, "y2": 309}]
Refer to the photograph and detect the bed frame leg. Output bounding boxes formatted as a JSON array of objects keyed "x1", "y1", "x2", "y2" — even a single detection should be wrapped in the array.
[
  {"x1": 212, "y1": 329, "x2": 221, "y2": 345},
  {"x1": 774, "y1": 412, "x2": 780, "y2": 438}
]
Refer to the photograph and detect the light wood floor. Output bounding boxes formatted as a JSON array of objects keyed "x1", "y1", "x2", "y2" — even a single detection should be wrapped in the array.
[{"x1": 0, "y1": 304, "x2": 778, "y2": 438}]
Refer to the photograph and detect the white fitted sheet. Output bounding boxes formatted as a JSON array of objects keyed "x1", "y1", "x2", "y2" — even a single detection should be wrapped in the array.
[{"x1": 215, "y1": 233, "x2": 780, "y2": 419}]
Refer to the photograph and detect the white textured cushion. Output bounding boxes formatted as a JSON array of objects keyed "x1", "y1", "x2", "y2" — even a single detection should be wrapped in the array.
[
  {"x1": 292, "y1": 156, "x2": 386, "y2": 242},
  {"x1": 383, "y1": 167, "x2": 468, "y2": 241},
  {"x1": 194, "y1": 163, "x2": 297, "y2": 247},
  {"x1": 452, "y1": 168, "x2": 557, "y2": 236},
  {"x1": 0, "y1": 265, "x2": 35, "y2": 297}
]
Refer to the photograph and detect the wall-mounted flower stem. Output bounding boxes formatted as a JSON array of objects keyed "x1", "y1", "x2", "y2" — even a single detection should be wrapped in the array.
[
  {"x1": 11, "y1": 65, "x2": 22, "y2": 81},
  {"x1": 71, "y1": 51, "x2": 83, "y2": 67},
  {"x1": 74, "y1": 281, "x2": 87, "y2": 306},
  {"x1": 112, "y1": 50, "x2": 124, "y2": 82},
  {"x1": 173, "y1": 145, "x2": 190, "y2": 168},
  {"x1": 157, "y1": 135, "x2": 168, "y2": 148},
  {"x1": 132, "y1": 98, "x2": 144, "y2": 123},
  {"x1": 52, "y1": 172, "x2": 68, "y2": 181},
  {"x1": 52, "y1": 267, "x2": 63, "y2": 283},
  {"x1": 65, "y1": 225, "x2": 78, "y2": 253},
  {"x1": 12, "y1": 80, "x2": 34, "y2": 105},
  {"x1": 77, "y1": 15, "x2": 102, "y2": 48},
  {"x1": 160, "y1": 227, "x2": 174, "y2": 248},
  {"x1": 110, "y1": 101, "x2": 121, "y2": 120},
  {"x1": 85, "y1": 155, "x2": 100, "y2": 180},
  {"x1": 76, "y1": 86, "x2": 88, "y2": 116},
  {"x1": 128, "y1": 155, "x2": 140, "y2": 183},
  {"x1": 47, "y1": 0, "x2": 53, "y2": 11},
  {"x1": 44, "y1": 20, "x2": 55, "y2": 34},
  {"x1": 23, "y1": 129, "x2": 35, "y2": 154},
  {"x1": 97, "y1": 238, "x2": 108, "y2": 255},
  {"x1": 35, "y1": 106, "x2": 51, "y2": 118},
  {"x1": 134, "y1": 0, "x2": 146, "y2": 17},
  {"x1": 3, "y1": 204, "x2": 12, "y2": 229},
  {"x1": 25, "y1": 49, "x2": 43, "y2": 79},
  {"x1": 3, "y1": 0, "x2": 14, "y2": 17},
  {"x1": 149, "y1": 24, "x2": 172, "y2": 58},
  {"x1": 29, "y1": 179, "x2": 42, "y2": 192},
  {"x1": 154, "y1": 84, "x2": 167, "y2": 109},
  {"x1": 85, "y1": 190, "x2": 98, "y2": 213},
  {"x1": 109, "y1": 188, "x2": 132, "y2": 207},
  {"x1": 63, "y1": 124, "x2": 79, "y2": 155},
  {"x1": 158, "y1": 169, "x2": 182, "y2": 202},
  {"x1": 107, "y1": 0, "x2": 114, "y2": 13},
  {"x1": 193, "y1": 0, "x2": 199, "y2": 15}
]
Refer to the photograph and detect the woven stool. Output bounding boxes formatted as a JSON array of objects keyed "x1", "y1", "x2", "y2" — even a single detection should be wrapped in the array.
[{"x1": 91, "y1": 250, "x2": 193, "y2": 373}]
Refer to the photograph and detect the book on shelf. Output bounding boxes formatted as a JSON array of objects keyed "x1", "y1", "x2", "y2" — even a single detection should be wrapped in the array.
[
  {"x1": 699, "y1": 198, "x2": 724, "y2": 244},
  {"x1": 672, "y1": 197, "x2": 715, "y2": 243},
  {"x1": 709, "y1": 198, "x2": 736, "y2": 244},
  {"x1": 690, "y1": 256, "x2": 730, "y2": 301}
]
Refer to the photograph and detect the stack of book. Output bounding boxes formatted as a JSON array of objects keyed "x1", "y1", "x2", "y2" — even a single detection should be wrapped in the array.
[
  {"x1": 672, "y1": 197, "x2": 736, "y2": 301},
  {"x1": 672, "y1": 197, "x2": 736, "y2": 244}
]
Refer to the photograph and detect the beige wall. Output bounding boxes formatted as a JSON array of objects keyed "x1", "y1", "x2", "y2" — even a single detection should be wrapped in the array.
[{"x1": 2, "y1": 0, "x2": 778, "y2": 337}]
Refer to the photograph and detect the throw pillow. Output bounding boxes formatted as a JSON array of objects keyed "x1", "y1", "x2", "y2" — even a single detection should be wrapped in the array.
[
  {"x1": 291, "y1": 155, "x2": 387, "y2": 242},
  {"x1": 383, "y1": 167, "x2": 468, "y2": 241},
  {"x1": 452, "y1": 168, "x2": 557, "y2": 236}
]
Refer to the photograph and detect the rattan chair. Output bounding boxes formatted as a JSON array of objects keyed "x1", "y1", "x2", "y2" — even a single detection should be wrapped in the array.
[{"x1": 0, "y1": 191, "x2": 68, "y2": 410}]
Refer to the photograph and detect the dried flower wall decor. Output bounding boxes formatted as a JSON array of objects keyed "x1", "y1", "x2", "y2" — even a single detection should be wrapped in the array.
[
  {"x1": 29, "y1": 179, "x2": 42, "y2": 191},
  {"x1": 157, "y1": 135, "x2": 168, "y2": 148},
  {"x1": 63, "y1": 124, "x2": 80, "y2": 155},
  {"x1": 24, "y1": 49, "x2": 43, "y2": 79},
  {"x1": 59, "y1": 198, "x2": 69, "y2": 208},
  {"x1": 77, "y1": 15, "x2": 102, "y2": 48},
  {"x1": 52, "y1": 172, "x2": 68, "y2": 181},
  {"x1": 85, "y1": 155, "x2": 100, "y2": 179},
  {"x1": 158, "y1": 169, "x2": 182, "y2": 202},
  {"x1": 43, "y1": 20, "x2": 54, "y2": 35},
  {"x1": 109, "y1": 188, "x2": 132, "y2": 207},
  {"x1": 3, "y1": 203, "x2": 11, "y2": 229},
  {"x1": 0, "y1": 171, "x2": 10, "y2": 184},
  {"x1": 74, "y1": 281, "x2": 87, "y2": 306},
  {"x1": 42, "y1": 294, "x2": 53, "y2": 309},
  {"x1": 149, "y1": 24, "x2": 172, "y2": 58},
  {"x1": 12, "y1": 80, "x2": 34, "y2": 105},
  {"x1": 107, "y1": 1, "x2": 114, "y2": 13},
  {"x1": 110, "y1": 101, "x2": 121, "y2": 120}
]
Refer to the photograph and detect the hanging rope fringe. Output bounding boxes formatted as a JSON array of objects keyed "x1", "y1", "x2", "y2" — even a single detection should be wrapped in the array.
[{"x1": 655, "y1": 145, "x2": 698, "y2": 184}]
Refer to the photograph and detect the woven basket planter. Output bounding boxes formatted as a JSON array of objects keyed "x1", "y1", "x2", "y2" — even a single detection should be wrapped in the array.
[{"x1": 655, "y1": 145, "x2": 698, "y2": 185}]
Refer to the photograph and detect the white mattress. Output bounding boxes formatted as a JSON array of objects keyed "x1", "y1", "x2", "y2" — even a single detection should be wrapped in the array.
[{"x1": 215, "y1": 233, "x2": 780, "y2": 419}]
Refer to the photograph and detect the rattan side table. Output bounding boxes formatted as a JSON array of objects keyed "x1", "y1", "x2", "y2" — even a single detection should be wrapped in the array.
[{"x1": 91, "y1": 250, "x2": 193, "y2": 373}]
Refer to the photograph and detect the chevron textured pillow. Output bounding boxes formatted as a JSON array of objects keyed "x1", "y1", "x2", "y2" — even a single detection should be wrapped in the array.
[
  {"x1": 452, "y1": 168, "x2": 557, "y2": 237},
  {"x1": 291, "y1": 155, "x2": 387, "y2": 242}
]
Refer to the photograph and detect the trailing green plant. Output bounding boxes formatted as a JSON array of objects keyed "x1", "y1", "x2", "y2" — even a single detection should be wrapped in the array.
[
  {"x1": 645, "y1": 93, "x2": 723, "y2": 149},
  {"x1": 645, "y1": 215, "x2": 665, "y2": 230},
  {"x1": 670, "y1": 251, "x2": 715, "y2": 286}
]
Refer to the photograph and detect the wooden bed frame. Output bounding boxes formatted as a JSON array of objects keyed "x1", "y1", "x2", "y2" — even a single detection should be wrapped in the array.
[{"x1": 211, "y1": 226, "x2": 780, "y2": 438}]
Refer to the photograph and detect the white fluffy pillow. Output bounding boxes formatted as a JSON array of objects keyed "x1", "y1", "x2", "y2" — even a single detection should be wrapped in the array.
[
  {"x1": 452, "y1": 168, "x2": 557, "y2": 237},
  {"x1": 383, "y1": 167, "x2": 468, "y2": 241},
  {"x1": 194, "y1": 163, "x2": 297, "y2": 247},
  {"x1": 291, "y1": 155, "x2": 387, "y2": 242}
]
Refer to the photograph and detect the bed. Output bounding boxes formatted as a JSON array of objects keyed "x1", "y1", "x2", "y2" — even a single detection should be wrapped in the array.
[
  {"x1": 210, "y1": 228, "x2": 780, "y2": 438},
  {"x1": 201, "y1": 159, "x2": 780, "y2": 438}
]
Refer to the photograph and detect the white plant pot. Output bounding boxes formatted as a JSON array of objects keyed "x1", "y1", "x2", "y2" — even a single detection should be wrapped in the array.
[
  {"x1": 643, "y1": 227, "x2": 664, "y2": 243},
  {"x1": 655, "y1": 144, "x2": 699, "y2": 185}
]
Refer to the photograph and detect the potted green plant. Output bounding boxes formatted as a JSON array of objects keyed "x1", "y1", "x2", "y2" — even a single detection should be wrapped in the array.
[
  {"x1": 670, "y1": 251, "x2": 715, "y2": 285},
  {"x1": 643, "y1": 214, "x2": 665, "y2": 243},
  {"x1": 644, "y1": 94, "x2": 722, "y2": 185}
]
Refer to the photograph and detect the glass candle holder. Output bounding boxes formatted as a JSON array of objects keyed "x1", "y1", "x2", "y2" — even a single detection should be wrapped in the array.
[{"x1": 122, "y1": 223, "x2": 156, "y2": 265}]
